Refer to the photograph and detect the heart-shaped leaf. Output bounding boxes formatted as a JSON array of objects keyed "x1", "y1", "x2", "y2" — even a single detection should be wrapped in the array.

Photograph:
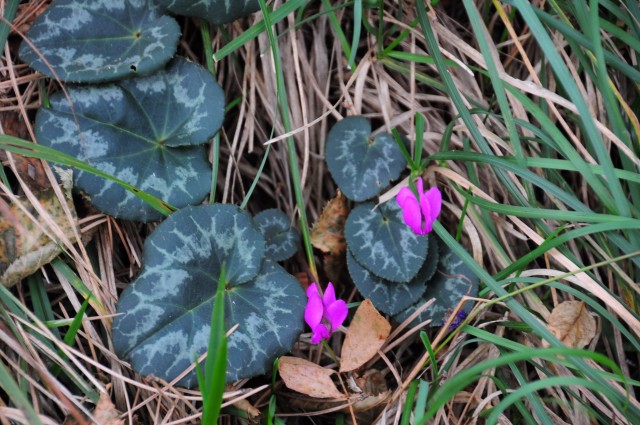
[
  {"x1": 113, "y1": 205, "x2": 305, "y2": 387},
  {"x1": 326, "y1": 116, "x2": 406, "y2": 201},
  {"x1": 347, "y1": 234, "x2": 439, "y2": 315},
  {"x1": 157, "y1": 0, "x2": 260, "y2": 25},
  {"x1": 394, "y1": 241, "x2": 479, "y2": 327},
  {"x1": 19, "y1": 0, "x2": 180, "y2": 83},
  {"x1": 35, "y1": 58, "x2": 224, "y2": 222},
  {"x1": 253, "y1": 209, "x2": 300, "y2": 262},
  {"x1": 345, "y1": 202, "x2": 428, "y2": 282}
]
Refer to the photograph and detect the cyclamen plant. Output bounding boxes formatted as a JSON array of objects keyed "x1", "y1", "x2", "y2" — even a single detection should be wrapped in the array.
[
  {"x1": 19, "y1": 0, "x2": 306, "y2": 387},
  {"x1": 326, "y1": 115, "x2": 478, "y2": 326}
]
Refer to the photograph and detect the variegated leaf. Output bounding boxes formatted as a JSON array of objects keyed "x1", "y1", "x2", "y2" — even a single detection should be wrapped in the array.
[
  {"x1": 347, "y1": 234, "x2": 439, "y2": 315},
  {"x1": 35, "y1": 58, "x2": 224, "y2": 222},
  {"x1": 345, "y1": 202, "x2": 428, "y2": 282},
  {"x1": 326, "y1": 116, "x2": 406, "y2": 201},
  {"x1": 157, "y1": 0, "x2": 260, "y2": 25},
  {"x1": 394, "y1": 241, "x2": 478, "y2": 327},
  {"x1": 19, "y1": 0, "x2": 180, "y2": 83},
  {"x1": 113, "y1": 205, "x2": 305, "y2": 386},
  {"x1": 253, "y1": 209, "x2": 300, "y2": 262}
]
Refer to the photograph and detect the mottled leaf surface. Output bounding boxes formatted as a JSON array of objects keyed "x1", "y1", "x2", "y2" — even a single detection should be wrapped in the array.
[
  {"x1": 346, "y1": 202, "x2": 428, "y2": 282},
  {"x1": 19, "y1": 0, "x2": 180, "y2": 82},
  {"x1": 225, "y1": 261, "x2": 305, "y2": 381},
  {"x1": 36, "y1": 58, "x2": 224, "y2": 222},
  {"x1": 253, "y1": 209, "x2": 300, "y2": 262},
  {"x1": 113, "y1": 205, "x2": 305, "y2": 386},
  {"x1": 158, "y1": 0, "x2": 260, "y2": 24},
  {"x1": 347, "y1": 235, "x2": 439, "y2": 315},
  {"x1": 394, "y1": 241, "x2": 478, "y2": 327},
  {"x1": 326, "y1": 116, "x2": 406, "y2": 201}
]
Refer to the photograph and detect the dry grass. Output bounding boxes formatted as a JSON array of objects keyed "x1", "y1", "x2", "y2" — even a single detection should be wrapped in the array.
[{"x1": 1, "y1": 0, "x2": 639, "y2": 423}]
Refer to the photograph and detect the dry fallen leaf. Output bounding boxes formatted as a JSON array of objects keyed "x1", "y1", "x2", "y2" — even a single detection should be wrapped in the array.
[
  {"x1": 278, "y1": 356, "x2": 346, "y2": 399},
  {"x1": 340, "y1": 299, "x2": 391, "y2": 372},
  {"x1": 1, "y1": 188, "x2": 78, "y2": 287},
  {"x1": 547, "y1": 301, "x2": 596, "y2": 349},
  {"x1": 311, "y1": 191, "x2": 348, "y2": 255},
  {"x1": 311, "y1": 191, "x2": 349, "y2": 283},
  {"x1": 232, "y1": 398, "x2": 260, "y2": 419},
  {"x1": 93, "y1": 392, "x2": 124, "y2": 425},
  {"x1": 64, "y1": 392, "x2": 123, "y2": 425}
]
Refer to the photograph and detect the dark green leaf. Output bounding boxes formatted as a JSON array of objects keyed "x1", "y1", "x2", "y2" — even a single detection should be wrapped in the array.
[
  {"x1": 113, "y1": 205, "x2": 304, "y2": 386},
  {"x1": 345, "y1": 202, "x2": 428, "y2": 282},
  {"x1": 157, "y1": 0, "x2": 260, "y2": 25},
  {"x1": 347, "y1": 234, "x2": 439, "y2": 315},
  {"x1": 326, "y1": 116, "x2": 406, "y2": 201},
  {"x1": 19, "y1": 0, "x2": 180, "y2": 83},
  {"x1": 36, "y1": 58, "x2": 224, "y2": 222},
  {"x1": 254, "y1": 209, "x2": 300, "y2": 262},
  {"x1": 394, "y1": 241, "x2": 479, "y2": 327}
]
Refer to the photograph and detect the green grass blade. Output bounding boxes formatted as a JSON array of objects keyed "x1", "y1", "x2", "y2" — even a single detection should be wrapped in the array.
[
  {"x1": 257, "y1": 0, "x2": 317, "y2": 279},
  {"x1": 400, "y1": 380, "x2": 418, "y2": 425},
  {"x1": 347, "y1": 0, "x2": 362, "y2": 69},
  {"x1": 0, "y1": 135, "x2": 175, "y2": 216},
  {"x1": 0, "y1": 361, "x2": 43, "y2": 425},
  {"x1": 433, "y1": 222, "x2": 640, "y2": 421},
  {"x1": 511, "y1": 0, "x2": 628, "y2": 216},
  {"x1": 213, "y1": 0, "x2": 310, "y2": 62},
  {"x1": 199, "y1": 264, "x2": 228, "y2": 424}
]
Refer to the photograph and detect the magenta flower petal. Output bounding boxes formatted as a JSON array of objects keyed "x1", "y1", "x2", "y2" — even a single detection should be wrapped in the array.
[
  {"x1": 305, "y1": 282, "x2": 348, "y2": 344},
  {"x1": 397, "y1": 188, "x2": 422, "y2": 233},
  {"x1": 395, "y1": 186, "x2": 415, "y2": 209},
  {"x1": 311, "y1": 324, "x2": 330, "y2": 344},
  {"x1": 325, "y1": 299, "x2": 348, "y2": 331},
  {"x1": 304, "y1": 285, "x2": 323, "y2": 329},
  {"x1": 419, "y1": 193, "x2": 433, "y2": 234},
  {"x1": 424, "y1": 187, "x2": 442, "y2": 221},
  {"x1": 322, "y1": 282, "x2": 337, "y2": 307},
  {"x1": 306, "y1": 282, "x2": 320, "y2": 298},
  {"x1": 396, "y1": 180, "x2": 442, "y2": 235}
]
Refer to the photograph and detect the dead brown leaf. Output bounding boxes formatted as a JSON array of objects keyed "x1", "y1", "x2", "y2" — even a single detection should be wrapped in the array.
[
  {"x1": 93, "y1": 392, "x2": 123, "y2": 425},
  {"x1": 63, "y1": 392, "x2": 123, "y2": 425},
  {"x1": 547, "y1": 301, "x2": 596, "y2": 349},
  {"x1": 1, "y1": 188, "x2": 78, "y2": 287},
  {"x1": 232, "y1": 398, "x2": 260, "y2": 419},
  {"x1": 340, "y1": 300, "x2": 391, "y2": 372},
  {"x1": 278, "y1": 356, "x2": 346, "y2": 399},
  {"x1": 311, "y1": 191, "x2": 348, "y2": 255}
]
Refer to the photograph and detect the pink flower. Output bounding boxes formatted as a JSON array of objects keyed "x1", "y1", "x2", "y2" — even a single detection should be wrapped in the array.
[
  {"x1": 396, "y1": 179, "x2": 441, "y2": 235},
  {"x1": 304, "y1": 282, "x2": 348, "y2": 344}
]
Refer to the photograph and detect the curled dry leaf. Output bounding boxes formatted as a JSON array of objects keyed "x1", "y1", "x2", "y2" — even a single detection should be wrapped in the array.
[
  {"x1": 311, "y1": 191, "x2": 348, "y2": 255},
  {"x1": 340, "y1": 299, "x2": 391, "y2": 372},
  {"x1": 1, "y1": 188, "x2": 78, "y2": 288},
  {"x1": 278, "y1": 356, "x2": 346, "y2": 399},
  {"x1": 93, "y1": 392, "x2": 124, "y2": 425},
  {"x1": 547, "y1": 301, "x2": 596, "y2": 349},
  {"x1": 311, "y1": 191, "x2": 349, "y2": 282},
  {"x1": 232, "y1": 398, "x2": 260, "y2": 419}
]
